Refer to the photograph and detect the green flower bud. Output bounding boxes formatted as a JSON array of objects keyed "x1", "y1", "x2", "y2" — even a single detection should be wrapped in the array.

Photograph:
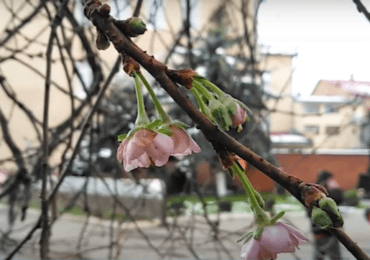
[
  {"x1": 318, "y1": 197, "x2": 344, "y2": 228},
  {"x1": 209, "y1": 99, "x2": 232, "y2": 130},
  {"x1": 311, "y1": 206, "x2": 333, "y2": 229},
  {"x1": 128, "y1": 17, "x2": 147, "y2": 36},
  {"x1": 114, "y1": 17, "x2": 147, "y2": 37},
  {"x1": 221, "y1": 94, "x2": 238, "y2": 116}
]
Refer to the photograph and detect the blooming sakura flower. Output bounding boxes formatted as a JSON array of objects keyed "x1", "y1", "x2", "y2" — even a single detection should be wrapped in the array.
[
  {"x1": 117, "y1": 128, "x2": 174, "y2": 172},
  {"x1": 169, "y1": 126, "x2": 200, "y2": 156},
  {"x1": 241, "y1": 223, "x2": 308, "y2": 260},
  {"x1": 231, "y1": 103, "x2": 247, "y2": 128}
]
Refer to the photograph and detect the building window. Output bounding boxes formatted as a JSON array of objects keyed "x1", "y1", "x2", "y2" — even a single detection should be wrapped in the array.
[
  {"x1": 303, "y1": 104, "x2": 319, "y2": 114},
  {"x1": 324, "y1": 104, "x2": 339, "y2": 113},
  {"x1": 304, "y1": 125, "x2": 319, "y2": 134},
  {"x1": 326, "y1": 126, "x2": 340, "y2": 135}
]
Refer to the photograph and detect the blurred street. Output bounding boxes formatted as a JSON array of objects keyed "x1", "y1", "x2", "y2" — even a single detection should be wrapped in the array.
[{"x1": 1, "y1": 203, "x2": 369, "y2": 259}]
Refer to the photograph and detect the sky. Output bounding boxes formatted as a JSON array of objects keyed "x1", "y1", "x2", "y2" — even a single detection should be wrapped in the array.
[{"x1": 257, "y1": 0, "x2": 370, "y2": 96}]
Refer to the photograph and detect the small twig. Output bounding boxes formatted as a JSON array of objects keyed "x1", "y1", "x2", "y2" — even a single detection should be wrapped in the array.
[
  {"x1": 47, "y1": 56, "x2": 121, "y2": 204},
  {"x1": 39, "y1": 1, "x2": 71, "y2": 257},
  {"x1": 352, "y1": 0, "x2": 370, "y2": 23},
  {"x1": 92, "y1": 166, "x2": 164, "y2": 258},
  {"x1": 5, "y1": 217, "x2": 42, "y2": 260},
  {"x1": 0, "y1": 0, "x2": 48, "y2": 47}
]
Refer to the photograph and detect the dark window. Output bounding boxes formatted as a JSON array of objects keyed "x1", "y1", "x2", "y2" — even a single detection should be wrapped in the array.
[
  {"x1": 326, "y1": 126, "x2": 340, "y2": 135},
  {"x1": 304, "y1": 125, "x2": 319, "y2": 134}
]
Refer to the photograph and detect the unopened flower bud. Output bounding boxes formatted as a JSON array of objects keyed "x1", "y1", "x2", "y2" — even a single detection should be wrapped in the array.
[
  {"x1": 114, "y1": 17, "x2": 147, "y2": 37},
  {"x1": 311, "y1": 206, "x2": 332, "y2": 229},
  {"x1": 220, "y1": 94, "x2": 249, "y2": 131},
  {"x1": 128, "y1": 17, "x2": 147, "y2": 35},
  {"x1": 209, "y1": 99, "x2": 232, "y2": 130},
  {"x1": 300, "y1": 183, "x2": 328, "y2": 207},
  {"x1": 96, "y1": 30, "x2": 110, "y2": 50},
  {"x1": 318, "y1": 197, "x2": 343, "y2": 228}
]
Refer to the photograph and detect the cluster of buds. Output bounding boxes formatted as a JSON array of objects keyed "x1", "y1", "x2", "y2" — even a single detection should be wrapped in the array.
[
  {"x1": 87, "y1": 0, "x2": 147, "y2": 51},
  {"x1": 116, "y1": 66, "x2": 200, "y2": 172},
  {"x1": 300, "y1": 183, "x2": 344, "y2": 229},
  {"x1": 168, "y1": 69, "x2": 250, "y2": 132},
  {"x1": 230, "y1": 162, "x2": 308, "y2": 260}
]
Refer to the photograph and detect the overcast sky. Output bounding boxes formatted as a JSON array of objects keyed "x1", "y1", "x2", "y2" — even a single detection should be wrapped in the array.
[{"x1": 257, "y1": 0, "x2": 370, "y2": 96}]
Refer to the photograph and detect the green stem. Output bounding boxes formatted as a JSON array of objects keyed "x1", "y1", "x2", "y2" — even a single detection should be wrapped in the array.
[
  {"x1": 133, "y1": 72, "x2": 150, "y2": 126},
  {"x1": 193, "y1": 80, "x2": 215, "y2": 101},
  {"x1": 195, "y1": 78, "x2": 223, "y2": 96},
  {"x1": 231, "y1": 162, "x2": 270, "y2": 224},
  {"x1": 136, "y1": 71, "x2": 171, "y2": 123},
  {"x1": 190, "y1": 87, "x2": 210, "y2": 117}
]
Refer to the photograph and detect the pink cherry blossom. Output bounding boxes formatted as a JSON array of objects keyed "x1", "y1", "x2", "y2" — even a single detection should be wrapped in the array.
[
  {"x1": 241, "y1": 223, "x2": 308, "y2": 260},
  {"x1": 231, "y1": 104, "x2": 247, "y2": 128},
  {"x1": 117, "y1": 128, "x2": 174, "y2": 172},
  {"x1": 169, "y1": 126, "x2": 201, "y2": 156}
]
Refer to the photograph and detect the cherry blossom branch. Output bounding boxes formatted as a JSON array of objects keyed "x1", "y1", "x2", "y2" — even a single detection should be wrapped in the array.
[{"x1": 83, "y1": 1, "x2": 370, "y2": 259}]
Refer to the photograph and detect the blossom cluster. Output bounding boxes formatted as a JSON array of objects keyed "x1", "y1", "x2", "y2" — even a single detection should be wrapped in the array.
[
  {"x1": 241, "y1": 223, "x2": 307, "y2": 260},
  {"x1": 116, "y1": 68, "x2": 249, "y2": 172},
  {"x1": 117, "y1": 125, "x2": 200, "y2": 172}
]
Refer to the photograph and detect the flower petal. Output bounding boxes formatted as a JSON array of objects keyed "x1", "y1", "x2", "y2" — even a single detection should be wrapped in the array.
[
  {"x1": 125, "y1": 152, "x2": 151, "y2": 171},
  {"x1": 260, "y1": 224, "x2": 293, "y2": 254},
  {"x1": 116, "y1": 139, "x2": 127, "y2": 162},
  {"x1": 278, "y1": 223, "x2": 308, "y2": 243},
  {"x1": 170, "y1": 127, "x2": 190, "y2": 154},
  {"x1": 132, "y1": 128, "x2": 156, "y2": 147},
  {"x1": 126, "y1": 138, "x2": 146, "y2": 161},
  {"x1": 241, "y1": 239, "x2": 261, "y2": 260},
  {"x1": 146, "y1": 133, "x2": 174, "y2": 166},
  {"x1": 170, "y1": 126, "x2": 201, "y2": 156}
]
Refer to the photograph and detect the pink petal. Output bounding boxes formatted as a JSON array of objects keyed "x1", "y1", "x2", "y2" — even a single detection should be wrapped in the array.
[
  {"x1": 126, "y1": 139, "x2": 146, "y2": 161},
  {"x1": 231, "y1": 104, "x2": 246, "y2": 128},
  {"x1": 241, "y1": 239, "x2": 261, "y2": 260},
  {"x1": 189, "y1": 138, "x2": 201, "y2": 153},
  {"x1": 170, "y1": 127, "x2": 201, "y2": 156},
  {"x1": 125, "y1": 152, "x2": 151, "y2": 171},
  {"x1": 116, "y1": 139, "x2": 127, "y2": 162},
  {"x1": 132, "y1": 128, "x2": 156, "y2": 147},
  {"x1": 171, "y1": 127, "x2": 190, "y2": 154},
  {"x1": 153, "y1": 132, "x2": 175, "y2": 152},
  {"x1": 258, "y1": 247, "x2": 277, "y2": 259},
  {"x1": 146, "y1": 133, "x2": 174, "y2": 166},
  {"x1": 278, "y1": 223, "x2": 308, "y2": 243},
  {"x1": 260, "y1": 224, "x2": 293, "y2": 254}
]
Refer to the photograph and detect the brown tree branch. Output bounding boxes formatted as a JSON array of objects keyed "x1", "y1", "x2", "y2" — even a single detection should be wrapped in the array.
[{"x1": 83, "y1": 1, "x2": 370, "y2": 259}]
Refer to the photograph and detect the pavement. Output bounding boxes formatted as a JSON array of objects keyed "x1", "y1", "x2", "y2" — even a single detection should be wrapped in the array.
[{"x1": 0, "y1": 204, "x2": 369, "y2": 259}]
